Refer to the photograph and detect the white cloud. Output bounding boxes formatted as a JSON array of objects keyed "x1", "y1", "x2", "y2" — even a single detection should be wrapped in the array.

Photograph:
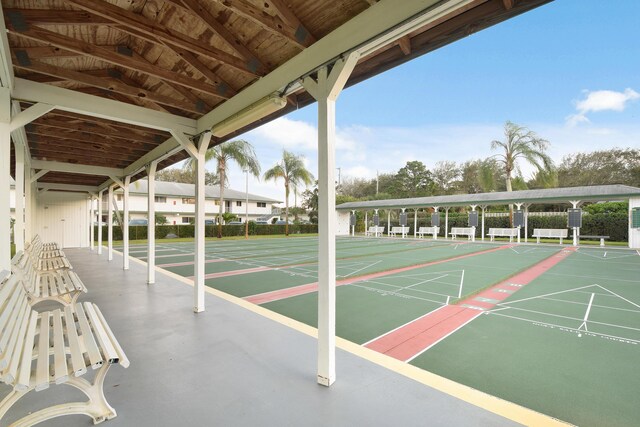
[{"x1": 566, "y1": 88, "x2": 639, "y2": 127}]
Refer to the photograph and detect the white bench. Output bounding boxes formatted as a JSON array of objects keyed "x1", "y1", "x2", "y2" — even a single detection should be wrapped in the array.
[
  {"x1": 450, "y1": 227, "x2": 475, "y2": 240},
  {"x1": 389, "y1": 226, "x2": 409, "y2": 238},
  {"x1": 0, "y1": 271, "x2": 129, "y2": 425},
  {"x1": 487, "y1": 228, "x2": 519, "y2": 242},
  {"x1": 579, "y1": 235, "x2": 609, "y2": 247},
  {"x1": 532, "y1": 228, "x2": 568, "y2": 244},
  {"x1": 12, "y1": 251, "x2": 87, "y2": 307},
  {"x1": 365, "y1": 226, "x2": 385, "y2": 237},
  {"x1": 417, "y1": 226, "x2": 439, "y2": 239},
  {"x1": 26, "y1": 238, "x2": 70, "y2": 271}
]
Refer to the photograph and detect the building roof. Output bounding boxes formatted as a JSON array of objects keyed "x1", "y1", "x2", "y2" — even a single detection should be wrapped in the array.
[
  {"x1": 336, "y1": 185, "x2": 640, "y2": 210},
  {"x1": 123, "y1": 179, "x2": 281, "y2": 204}
]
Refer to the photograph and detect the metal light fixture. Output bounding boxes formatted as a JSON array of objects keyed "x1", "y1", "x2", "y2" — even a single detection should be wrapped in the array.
[{"x1": 212, "y1": 95, "x2": 287, "y2": 138}]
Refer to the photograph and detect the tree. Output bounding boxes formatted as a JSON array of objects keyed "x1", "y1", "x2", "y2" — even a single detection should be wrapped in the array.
[
  {"x1": 557, "y1": 148, "x2": 640, "y2": 188},
  {"x1": 184, "y1": 140, "x2": 260, "y2": 238},
  {"x1": 491, "y1": 121, "x2": 553, "y2": 192},
  {"x1": 431, "y1": 161, "x2": 461, "y2": 195},
  {"x1": 221, "y1": 212, "x2": 237, "y2": 223},
  {"x1": 264, "y1": 150, "x2": 314, "y2": 235},
  {"x1": 156, "y1": 168, "x2": 218, "y2": 185},
  {"x1": 302, "y1": 184, "x2": 318, "y2": 224},
  {"x1": 155, "y1": 213, "x2": 168, "y2": 225},
  {"x1": 395, "y1": 160, "x2": 434, "y2": 197}
]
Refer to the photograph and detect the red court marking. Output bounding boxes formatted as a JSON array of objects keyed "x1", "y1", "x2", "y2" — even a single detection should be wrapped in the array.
[
  {"x1": 244, "y1": 244, "x2": 514, "y2": 305},
  {"x1": 365, "y1": 247, "x2": 577, "y2": 361},
  {"x1": 187, "y1": 266, "x2": 273, "y2": 281}
]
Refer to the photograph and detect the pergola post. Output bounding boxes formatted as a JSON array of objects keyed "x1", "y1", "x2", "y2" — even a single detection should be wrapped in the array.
[
  {"x1": 89, "y1": 196, "x2": 94, "y2": 251},
  {"x1": 524, "y1": 203, "x2": 531, "y2": 243},
  {"x1": 13, "y1": 140, "x2": 25, "y2": 252},
  {"x1": 414, "y1": 208, "x2": 418, "y2": 238},
  {"x1": 470, "y1": 205, "x2": 477, "y2": 242},
  {"x1": 480, "y1": 205, "x2": 486, "y2": 242},
  {"x1": 364, "y1": 211, "x2": 368, "y2": 234},
  {"x1": 123, "y1": 176, "x2": 131, "y2": 270},
  {"x1": 303, "y1": 52, "x2": 358, "y2": 387},
  {"x1": 24, "y1": 169, "x2": 32, "y2": 244},
  {"x1": 433, "y1": 207, "x2": 439, "y2": 240},
  {"x1": 107, "y1": 184, "x2": 114, "y2": 261},
  {"x1": 570, "y1": 200, "x2": 581, "y2": 246},
  {"x1": 0, "y1": 92, "x2": 9, "y2": 270},
  {"x1": 146, "y1": 161, "x2": 158, "y2": 284},
  {"x1": 374, "y1": 209, "x2": 379, "y2": 237},
  {"x1": 351, "y1": 210, "x2": 356, "y2": 236},
  {"x1": 445, "y1": 207, "x2": 450, "y2": 239},
  {"x1": 97, "y1": 190, "x2": 103, "y2": 255},
  {"x1": 387, "y1": 210, "x2": 391, "y2": 237},
  {"x1": 515, "y1": 202, "x2": 523, "y2": 244}
]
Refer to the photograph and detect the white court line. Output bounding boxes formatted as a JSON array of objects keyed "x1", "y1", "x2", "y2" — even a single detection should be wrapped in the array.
[
  {"x1": 361, "y1": 305, "x2": 449, "y2": 346},
  {"x1": 349, "y1": 283, "x2": 447, "y2": 305},
  {"x1": 493, "y1": 284, "x2": 599, "y2": 306},
  {"x1": 539, "y1": 296, "x2": 640, "y2": 314},
  {"x1": 458, "y1": 269, "x2": 465, "y2": 299},
  {"x1": 359, "y1": 278, "x2": 457, "y2": 297},
  {"x1": 406, "y1": 312, "x2": 482, "y2": 362},
  {"x1": 488, "y1": 312, "x2": 640, "y2": 344},
  {"x1": 340, "y1": 260, "x2": 383, "y2": 278},
  {"x1": 596, "y1": 284, "x2": 640, "y2": 310},
  {"x1": 578, "y1": 293, "x2": 595, "y2": 332}
]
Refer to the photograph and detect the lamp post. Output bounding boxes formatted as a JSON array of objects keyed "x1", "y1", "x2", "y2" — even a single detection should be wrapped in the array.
[{"x1": 244, "y1": 168, "x2": 249, "y2": 239}]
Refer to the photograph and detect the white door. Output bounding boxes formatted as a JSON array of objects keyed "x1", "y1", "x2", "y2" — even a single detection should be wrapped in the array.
[{"x1": 38, "y1": 203, "x2": 85, "y2": 248}]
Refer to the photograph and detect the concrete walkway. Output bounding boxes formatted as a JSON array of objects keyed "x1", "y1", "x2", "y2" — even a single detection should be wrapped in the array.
[{"x1": 1, "y1": 248, "x2": 520, "y2": 427}]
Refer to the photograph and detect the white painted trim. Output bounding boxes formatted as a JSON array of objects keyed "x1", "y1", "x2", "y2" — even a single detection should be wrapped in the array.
[
  {"x1": 0, "y1": 2, "x2": 14, "y2": 90},
  {"x1": 9, "y1": 103, "x2": 55, "y2": 131},
  {"x1": 36, "y1": 182, "x2": 98, "y2": 193},
  {"x1": 30, "y1": 159, "x2": 124, "y2": 177}
]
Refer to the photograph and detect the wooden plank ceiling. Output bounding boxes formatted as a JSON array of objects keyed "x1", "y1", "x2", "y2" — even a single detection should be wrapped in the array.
[{"x1": 3, "y1": 0, "x2": 552, "y2": 189}]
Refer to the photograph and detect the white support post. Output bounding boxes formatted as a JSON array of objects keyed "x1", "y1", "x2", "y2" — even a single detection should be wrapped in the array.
[
  {"x1": 524, "y1": 204, "x2": 530, "y2": 243},
  {"x1": 24, "y1": 168, "x2": 32, "y2": 244},
  {"x1": 445, "y1": 208, "x2": 450, "y2": 240},
  {"x1": 387, "y1": 210, "x2": 391, "y2": 237},
  {"x1": 470, "y1": 205, "x2": 477, "y2": 242},
  {"x1": 481, "y1": 206, "x2": 486, "y2": 242},
  {"x1": 570, "y1": 200, "x2": 581, "y2": 246},
  {"x1": 146, "y1": 161, "x2": 158, "y2": 284},
  {"x1": 351, "y1": 210, "x2": 355, "y2": 236},
  {"x1": 107, "y1": 185, "x2": 114, "y2": 261},
  {"x1": 0, "y1": 93, "x2": 9, "y2": 270},
  {"x1": 89, "y1": 196, "x2": 94, "y2": 251},
  {"x1": 303, "y1": 52, "x2": 358, "y2": 387},
  {"x1": 414, "y1": 208, "x2": 418, "y2": 238},
  {"x1": 123, "y1": 176, "x2": 131, "y2": 270},
  {"x1": 194, "y1": 135, "x2": 211, "y2": 312},
  {"x1": 365, "y1": 212, "x2": 368, "y2": 234},
  {"x1": 13, "y1": 140, "x2": 25, "y2": 252},
  {"x1": 374, "y1": 209, "x2": 379, "y2": 237},
  {"x1": 97, "y1": 190, "x2": 103, "y2": 255}
]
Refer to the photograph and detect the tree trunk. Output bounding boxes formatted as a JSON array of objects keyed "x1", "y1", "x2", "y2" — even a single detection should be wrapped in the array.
[
  {"x1": 285, "y1": 182, "x2": 289, "y2": 236},
  {"x1": 218, "y1": 166, "x2": 225, "y2": 238}
]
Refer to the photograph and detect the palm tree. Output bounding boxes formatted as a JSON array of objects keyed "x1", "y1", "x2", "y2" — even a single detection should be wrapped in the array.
[
  {"x1": 184, "y1": 140, "x2": 260, "y2": 238},
  {"x1": 491, "y1": 121, "x2": 553, "y2": 192},
  {"x1": 263, "y1": 150, "x2": 314, "y2": 236}
]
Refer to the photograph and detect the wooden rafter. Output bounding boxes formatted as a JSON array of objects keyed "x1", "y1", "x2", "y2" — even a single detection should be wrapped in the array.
[
  {"x1": 397, "y1": 36, "x2": 411, "y2": 55},
  {"x1": 169, "y1": 46, "x2": 237, "y2": 97},
  {"x1": 4, "y1": 8, "x2": 111, "y2": 25},
  {"x1": 7, "y1": 25, "x2": 230, "y2": 101},
  {"x1": 502, "y1": 0, "x2": 515, "y2": 10},
  {"x1": 178, "y1": 0, "x2": 266, "y2": 72},
  {"x1": 26, "y1": 128, "x2": 157, "y2": 152},
  {"x1": 217, "y1": 0, "x2": 313, "y2": 49},
  {"x1": 13, "y1": 60, "x2": 208, "y2": 115},
  {"x1": 41, "y1": 111, "x2": 170, "y2": 139},
  {"x1": 264, "y1": 0, "x2": 316, "y2": 45},
  {"x1": 65, "y1": 0, "x2": 266, "y2": 76},
  {"x1": 30, "y1": 119, "x2": 165, "y2": 146}
]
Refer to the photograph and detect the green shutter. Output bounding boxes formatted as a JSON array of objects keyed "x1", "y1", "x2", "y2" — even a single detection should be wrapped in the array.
[{"x1": 632, "y1": 208, "x2": 640, "y2": 228}]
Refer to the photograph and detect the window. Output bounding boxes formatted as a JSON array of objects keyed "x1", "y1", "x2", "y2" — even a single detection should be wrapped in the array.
[
  {"x1": 225, "y1": 200, "x2": 231, "y2": 208},
  {"x1": 182, "y1": 198, "x2": 195, "y2": 205},
  {"x1": 155, "y1": 196, "x2": 166, "y2": 203},
  {"x1": 257, "y1": 202, "x2": 267, "y2": 208},
  {"x1": 214, "y1": 200, "x2": 220, "y2": 206},
  {"x1": 116, "y1": 194, "x2": 123, "y2": 201},
  {"x1": 236, "y1": 201, "x2": 242, "y2": 207},
  {"x1": 181, "y1": 216, "x2": 193, "y2": 224}
]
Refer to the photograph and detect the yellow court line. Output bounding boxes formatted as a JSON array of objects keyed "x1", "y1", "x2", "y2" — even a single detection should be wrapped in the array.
[{"x1": 108, "y1": 246, "x2": 572, "y2": 427}]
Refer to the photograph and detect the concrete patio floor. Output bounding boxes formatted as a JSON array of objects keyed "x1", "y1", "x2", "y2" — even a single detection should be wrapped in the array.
[{"x1": 1, "y1": 248, "x2": 527, "y2": 426}]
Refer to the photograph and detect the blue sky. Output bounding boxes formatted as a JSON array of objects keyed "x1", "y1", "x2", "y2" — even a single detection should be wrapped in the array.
[{"x1": 205, "y1": 0, "x2": 640, "y2": 203}]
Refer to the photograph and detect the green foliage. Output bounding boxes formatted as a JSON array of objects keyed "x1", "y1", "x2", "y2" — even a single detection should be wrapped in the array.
[
  {"x1": 558, "y1": 148, "x2": 640, "y2": 188},
  {"x1": 156, "y1": 167, "x2": 219, "y2": 185},
  {"x1": 395, "y1": 160, "x2": 434, "y2": 197},
  {"x1": 583, "y1": 201, "x2": 628, "y2": 215},
  {"x1": 221, "y1": 212, "x2": 238, "y2": 223},
  {"x1": 155, "y1": 213, "x2": 168, "y2": 225}
]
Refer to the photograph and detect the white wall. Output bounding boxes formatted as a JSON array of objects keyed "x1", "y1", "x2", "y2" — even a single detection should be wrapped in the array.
[
  {"x1": 336, "y1": 211, "x2": 350, "y2": 236},
  {"x1": 35, "y1": 192, "x2": 89, "y2": 249},
  {"x1": 629, "y1": 197, "x2": 640, "y2": 249}
]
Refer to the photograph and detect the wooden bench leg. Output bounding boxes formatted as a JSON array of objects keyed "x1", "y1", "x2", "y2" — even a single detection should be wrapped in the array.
[{"x1": 1, "y1": 364, "x2": 117, "y2": 426}]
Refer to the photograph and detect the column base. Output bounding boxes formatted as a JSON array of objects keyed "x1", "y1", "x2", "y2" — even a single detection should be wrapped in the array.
[{"x1": 317, "y1": 374, "x2": 335, "y2": 387}]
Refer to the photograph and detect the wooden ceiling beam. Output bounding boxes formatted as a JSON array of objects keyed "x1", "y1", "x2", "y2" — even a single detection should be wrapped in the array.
[
  {"x1": 30, "y1": 122, "x2": 161, "y2": 147},
  {"x1": 217, "y1": 0, "x2": 313, "y2": 49},
  {"x1": 169, "y1": 46, "x2": 237, "y2": 97},
  {"x1": 264, "y1": 0, "x2": 316, "y2": 45},
  {"x1": 26, "y1": 129, "x2": 155, "y2": 153},
  {"x1": 13, "y1": 60, "x2": 209, "y2": 115},
  {"x1": 4, "y1": 9, "x2": 112, "y2": 26},
  {"x1": 65, "y1": 0, "x2": 265, "y2": 76},
  {"x1": 397, "y1": 36, "x2": 411, "y2": 55},
  {"x1": 29, "y1": 143, "x2": 140, "y2": 164},
  {"x1": 502, "y1": 0, "x2": 515, "y2": 10},
  {"x1": 78, "y1": 87, "x2": 173, "y2": 114},
  {"x1": 7, "y1": 26, "x2": 230, "y2": 100},
  {"x1": 178, "y1": 0, "x2": 267, "y2": 72},
  {"x1": 41, "y1": 111, "x2": 170, "y2": 139}
]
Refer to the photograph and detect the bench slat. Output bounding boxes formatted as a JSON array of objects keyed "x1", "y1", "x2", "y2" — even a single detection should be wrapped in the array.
[
  {"x1": 64, "y1": 306, "x2": 87, "y2": 377},
  {"x1": 84, "y1": 303, "x2": 119, "y2": 364},
  {"x1": 91, "y1": 305, "x2": 130, "y2": 369},
  {"x1": 75, "y1": 304, "x2": 103, "y2": 369},
  {"x1": 52, "y1": 309, "x2": 69, "y2": 385},
  {"x1": 3, "y1": 302, "x2": 31, "y2": 383},
  {"x1": 35, "y1": 311, "x2": 51, "y2": 391},
  {"x1": 16, "y1": 311, "x2": 38, "y2": 391}
]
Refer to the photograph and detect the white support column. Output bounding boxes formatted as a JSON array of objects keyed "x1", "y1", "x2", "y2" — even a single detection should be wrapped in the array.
[
  {"x1": 351, "y1": 210, "x2": 356, "y2": 236},
  {"x1": 365, "y1": 212, "x2": 368, "y2": 234},
  {"x1": 13, "y1": 140, "x2": 25, "y2": 252},
  {"x1": 123, "y1": 176, "x2": 131, "y2": 270},
  {"x1": 24, "y1": 168, "x2": 32, "y2": 244},
  {"x1": 97, "y1": 190, "x2": 103, "y2": 255},
  {"x1": 433, "y1": 207, "x2": 439, "y2": 240},
  {"x1": 374, "y1": 209, "x2": 379, "y2": 237},
  {"x1": 146, "y1": 161, "x2": 158, "y2": 284},
  {"x1": 387, "y1": 210, "x2": 391, "y2": 237},
  {"x1": 481, "y1": 206, "x2": 486, "y2": 242},
  {"x1": 524, "y1": 204, "x2": 530, "y2": 243},
  {"x1": 414, "y1": 208, "x2": 418, "y2": 238},
  {"x1": 0, "y1": 95, "x2": 9, "y2": 270},
  {"x1": 570, "y1": 200, "x2": 581, "y2": 246},
  {"x1": 108, "y1": 184, "x2": 114, "y2": 261},
  {"x1": 445, "y1": 207, "x2": 450, "y2": 239},
  {"x1": 470, "y1": 205, "x2": 477, "y2": 242},
  {"x1": 89, "y1": 196, "x2": 94, "y2": 251},
  {"x1": 194, "y1": 133, "x2": 212, "y2": 312},
  {"x1": 303, "y1": 52, "x2": 358, "y2": 387}
]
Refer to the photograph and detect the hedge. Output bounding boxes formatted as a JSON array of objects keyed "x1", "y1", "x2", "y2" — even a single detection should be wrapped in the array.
[
  {"x1": 94, "y1": 223, "x2": 319, "y2": 241},
  {"x1": 372, "y1": 212, "x2": 628, "y2": 241}
]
